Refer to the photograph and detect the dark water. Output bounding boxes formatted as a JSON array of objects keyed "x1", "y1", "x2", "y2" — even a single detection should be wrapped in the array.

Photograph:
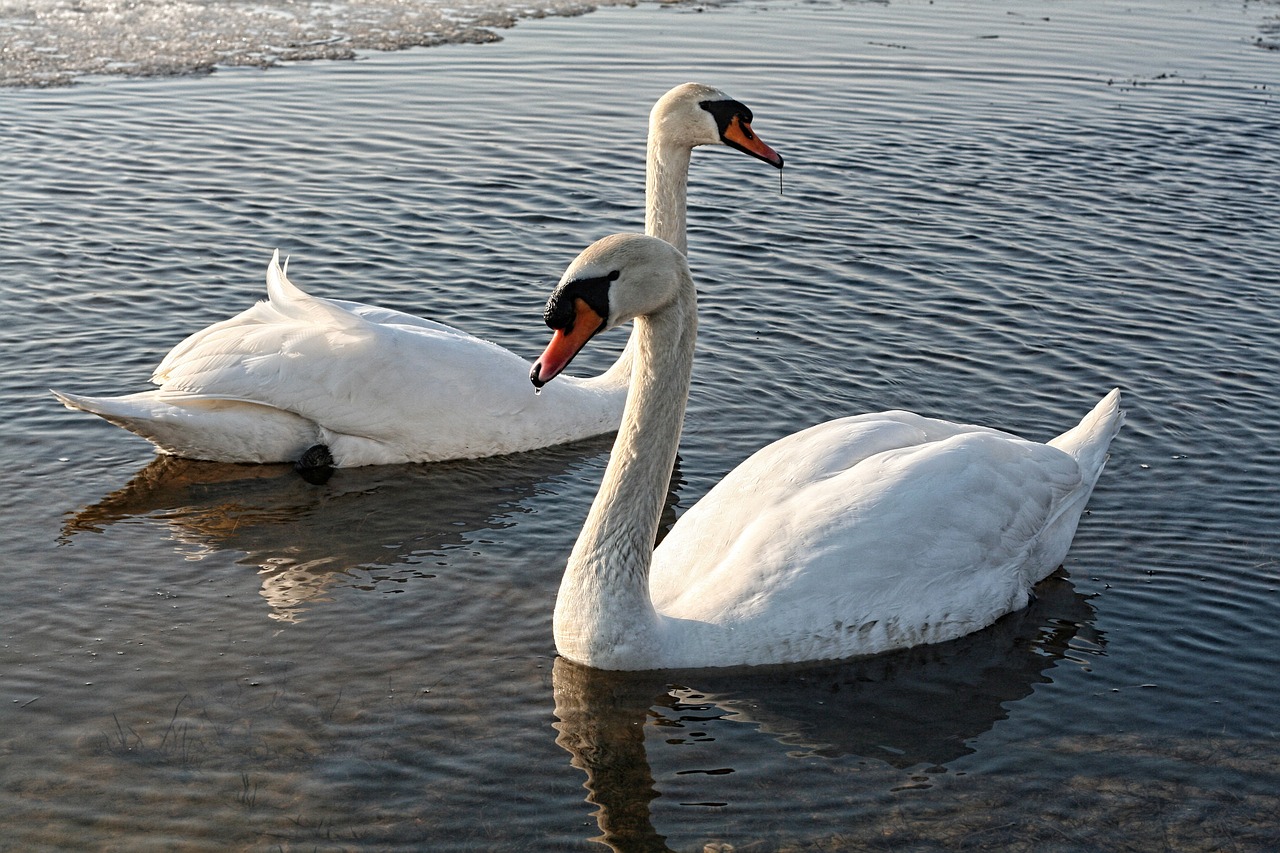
[{"x1": 3, "y1": 0, "x2": 1279, "y2": 849}]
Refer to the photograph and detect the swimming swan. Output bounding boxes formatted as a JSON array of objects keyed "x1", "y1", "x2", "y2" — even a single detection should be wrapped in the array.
[
  {"x1": 53, "y1": 83, "x2": 783, "y2": 467},
  {"x1": 530, "y1": 234, "x2": 1124, "y2": 670}
]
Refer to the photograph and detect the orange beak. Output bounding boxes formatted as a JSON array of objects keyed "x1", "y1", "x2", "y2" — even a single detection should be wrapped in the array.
[
  {"x1": 530, "y1": 298, "x2": 607, "y2": 388},
  {"x1": 723, "y1": 115, "x2": 784, "y2": 168}
]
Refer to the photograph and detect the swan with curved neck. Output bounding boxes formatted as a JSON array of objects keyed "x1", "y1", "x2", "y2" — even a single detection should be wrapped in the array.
[
  {"x1": 53, "y1": 84, "x2": 783, "y2": 467},
  {"x1": 532, "y1": 234, "x2": 1124, "y2": 671}
]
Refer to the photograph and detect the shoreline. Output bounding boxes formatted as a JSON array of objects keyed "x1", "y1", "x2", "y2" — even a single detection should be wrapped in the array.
[{"x1": 0, "y1": 0, "x2": 657, "y2": 89}]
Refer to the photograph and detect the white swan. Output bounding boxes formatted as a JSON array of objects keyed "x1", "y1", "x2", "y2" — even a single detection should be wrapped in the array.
[
  {"x1": 53, "y1": 83, "x2": 784, "y2": 467},
  {"x1": 530, "y1": 234, "x2": 1124, "y2": 671}
]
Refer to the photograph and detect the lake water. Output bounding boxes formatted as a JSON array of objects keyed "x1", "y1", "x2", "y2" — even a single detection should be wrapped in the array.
[{"x1": 3, "y1": 0, "x2": 1279, "y2": 849}]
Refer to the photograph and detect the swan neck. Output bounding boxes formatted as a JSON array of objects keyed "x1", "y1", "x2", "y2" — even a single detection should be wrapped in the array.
[
  {"x1": 645, "y1": 139, "x2": 692, "y2": 255},
  {"x1": 593, "y1": 327, "x2": 637, "y2": 390},
  {"x1": 554, "y1": 276, "x2": 697, "y2": 668}
]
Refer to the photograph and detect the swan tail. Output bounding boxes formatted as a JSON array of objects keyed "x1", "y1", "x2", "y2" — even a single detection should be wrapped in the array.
[
  {"x1": 53, "y1": 389, "x2": 155, "y2": 423},
  {"x1": 52, "y1": 388, "x2": 319, "y2": 463},
  {"x1": 53, "y1": 388, "x2": 207, "y2": 455},
  {"x1": 1021, "y1": 389, "x2": 1123, "y2": 583},
  {"x1": 1048, "y1": 388, "x2": 1125, "y2": 487}
]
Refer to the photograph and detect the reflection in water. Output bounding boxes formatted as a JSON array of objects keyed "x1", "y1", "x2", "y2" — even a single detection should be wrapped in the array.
[
  {"x1": 554, "y1": 661, "x2": 675, "y2": 853},
  {"x1": 553, "y1": 574, "x2": 1100, "y2": 851},
  {"x1": 64, "y1": 438, "x2": 615, "y2": 621}
]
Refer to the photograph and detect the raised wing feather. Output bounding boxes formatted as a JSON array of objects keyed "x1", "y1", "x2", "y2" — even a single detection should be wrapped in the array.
[{"x1": 148, "y1": 254, "x2": 531, "y2": 441}]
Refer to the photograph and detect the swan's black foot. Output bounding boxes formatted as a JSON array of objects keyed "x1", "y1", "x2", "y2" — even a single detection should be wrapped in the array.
[{"x1": 295, "y1": 444, "x2": 335, "y2": 485}]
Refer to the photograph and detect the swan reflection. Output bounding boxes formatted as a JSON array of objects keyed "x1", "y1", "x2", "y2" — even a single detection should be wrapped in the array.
[
  {"x1": 553, "y1": 573, "x2": 1101, "y2": 852},
  {"x1": 65, "y1": 437, "x2": 614, "y2": 621}
]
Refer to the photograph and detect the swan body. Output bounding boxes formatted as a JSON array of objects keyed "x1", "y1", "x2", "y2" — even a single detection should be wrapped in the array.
[
  {"x1": 54, "y1": 257, "x2": 629, "y2": 465},
  {"x1": 531, "y1": 234, "x2": 1124, "y2": 671},
  {"x1": 54, "y1": 83, "x2": 783, "y2": 467}
]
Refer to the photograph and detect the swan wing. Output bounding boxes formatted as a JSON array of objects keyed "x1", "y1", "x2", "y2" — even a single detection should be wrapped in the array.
[
  {"x1": 143, "y1": 254, "x2": 616, "y2": 464},
  {"x1": 153, "y1": 252, "x2": 374, "y2": 386},
  {"x1": 331, "y1": 299, "x2": 474, "y2": 337},
  {"x1": 650, "y1": 412, "x2": 1083, "y2": 657}
]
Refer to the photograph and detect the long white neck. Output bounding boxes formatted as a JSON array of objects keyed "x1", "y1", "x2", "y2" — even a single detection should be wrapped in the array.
[
  {"x1": 587, "y1": 122, "x2": 693, "y2": 392},
  {"x1": 553, "y1": 276, "x2": 697, "y2": 670},
  {"x1": 645, "y1": 138, "x2": 693, "y2": 255}
]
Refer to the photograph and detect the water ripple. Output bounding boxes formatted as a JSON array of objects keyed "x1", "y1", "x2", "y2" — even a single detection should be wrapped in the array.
[{"x1": 3, "y1": 0, "x2": 1280, "y2": 849}]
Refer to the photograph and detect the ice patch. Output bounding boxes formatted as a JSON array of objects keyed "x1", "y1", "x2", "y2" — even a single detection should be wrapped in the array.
[{"x1": 0, "y1": 0, "x2": 613, "y2": 87}]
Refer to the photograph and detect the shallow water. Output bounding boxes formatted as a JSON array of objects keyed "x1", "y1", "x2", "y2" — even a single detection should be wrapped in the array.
[{"x1": 3, "y1": 0, "x2": 1280, "y2": 849}]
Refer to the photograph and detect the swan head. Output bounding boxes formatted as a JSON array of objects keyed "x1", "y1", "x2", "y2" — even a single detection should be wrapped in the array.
[
  {"x1": 652, "y1": 82, "x2": 784, "y2": 169},
  {"x1": 531, "y1": 234, "x2": 690, "y2": 387}
]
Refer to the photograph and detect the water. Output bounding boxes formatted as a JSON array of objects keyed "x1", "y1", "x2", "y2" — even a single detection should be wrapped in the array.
[{"x1": 3, "y1": 0, "x2": 1279, "y2": 849}]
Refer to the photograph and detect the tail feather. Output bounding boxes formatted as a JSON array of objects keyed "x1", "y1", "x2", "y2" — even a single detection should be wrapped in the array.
[
  {"x1": 52, "y1": 388, "x2": 153, "y2": 424},
  {"x1": 266, "y1": 248, "x2": 308, "y2": 304},
  {"x1": 51, "y1": 388, "x2": 319, "y2": 463},
  {"x1": 1021, "y1": 389, "x2": 1124, "y2": 584},
  {"x1": 1048, "y1": 388, "x2": 1124, "y2": 485}
]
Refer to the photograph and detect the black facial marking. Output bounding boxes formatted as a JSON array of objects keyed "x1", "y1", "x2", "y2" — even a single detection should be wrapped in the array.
[
  {"x1": 542, "y1": 271, "x2": 618, "y2": 331},
  {"x1": 700, "y1": 98, "x2": 782, "y2": 169},
  {"x1": 700, "y1": 98, "x2": 755, "y2": 139}
]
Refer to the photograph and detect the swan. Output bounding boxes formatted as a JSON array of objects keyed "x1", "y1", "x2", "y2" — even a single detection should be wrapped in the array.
[
  {"x1": 53, "y1": 83, "x2": 784, "y2": 467},
  {"x1": 530, "y1": 234, "x2": 1124, "y2": 671}
]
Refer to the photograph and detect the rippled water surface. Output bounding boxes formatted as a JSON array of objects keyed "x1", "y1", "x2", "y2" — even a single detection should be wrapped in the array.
[{"x1": 3, "y1": 0, "x2": 1279, "y2": 849}]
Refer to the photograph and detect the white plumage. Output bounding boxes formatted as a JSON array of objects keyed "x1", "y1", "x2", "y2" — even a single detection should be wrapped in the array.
[
  {"x1": 54, "y1": 83, "x2": 783, "y2": 466},
  {"x1": 56, "y1": 253, "x2": 626, "y2": 464},
  {"x1": 532, "y1": 234, "x2": 1123, "y2": 670}
]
